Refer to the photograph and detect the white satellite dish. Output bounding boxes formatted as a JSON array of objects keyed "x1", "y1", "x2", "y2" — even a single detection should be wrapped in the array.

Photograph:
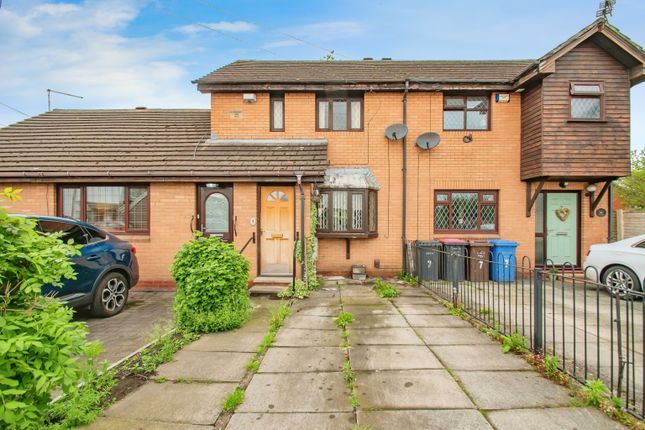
[
  {"x1": 384, "y1": 123, "x2": 408, "y2": 141},
  {"x1": 416, "y1": 132, "x2": 441, "y2": 150}
]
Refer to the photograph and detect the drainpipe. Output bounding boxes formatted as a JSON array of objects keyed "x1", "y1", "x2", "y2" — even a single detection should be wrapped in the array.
[
  {"x1": 296, "y1": 174, "x2": 305, "y2": 280},
  {"x1": 402, "y1": 79, "x2": 409, "y2": 270},
  {"x1": 607, "y1": 180, "x2": 613, "y2": 243}
]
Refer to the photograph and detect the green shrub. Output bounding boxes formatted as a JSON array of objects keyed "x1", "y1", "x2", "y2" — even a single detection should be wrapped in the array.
[
  {"x1": 171, "y1": 234, "x2": 251, "y2": 333},
  {"x1": 1, "y1": 189, "x2": 101, "y2": 429}
]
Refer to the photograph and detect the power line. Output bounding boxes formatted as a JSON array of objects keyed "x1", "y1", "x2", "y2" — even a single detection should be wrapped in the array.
[
  {"x1": 0, "y1": 101, "x2": 29, "y2": 117},
  {"x1": 195, "y1": 0, "x2": 352, "y2": 59}
]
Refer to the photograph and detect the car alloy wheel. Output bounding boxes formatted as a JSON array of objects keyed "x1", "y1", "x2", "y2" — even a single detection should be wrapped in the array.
[
  {"x1": 102, "y1": 276, "x2": 127, "y2": 312},
  {"x1": 603, "y1": 266, "x2": 642, "y2": 300}
]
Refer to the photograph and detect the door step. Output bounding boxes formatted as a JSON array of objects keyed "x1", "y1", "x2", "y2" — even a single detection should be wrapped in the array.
[{"x1": 250, "y1": 276, "x2": 292, "y2": 296}]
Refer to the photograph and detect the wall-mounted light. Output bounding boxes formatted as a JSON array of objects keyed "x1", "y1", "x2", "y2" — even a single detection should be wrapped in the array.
[
  {"x1": 586, "y1": 184, "x2": 597, "y2": 193},
  {"x1": 558, "y1": 180, "x2": 569, "y2": 189},
  {"x1": 463, "y1": 134, "x2": 473, "y2": 143},
  {"x1": 242, "y1": 93, "x2": 257, "y2": 103}
]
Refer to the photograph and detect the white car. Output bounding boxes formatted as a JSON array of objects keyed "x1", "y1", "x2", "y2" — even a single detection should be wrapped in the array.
[{"x1": 584, "y1": 234, "x2": 645, "y2": 293}]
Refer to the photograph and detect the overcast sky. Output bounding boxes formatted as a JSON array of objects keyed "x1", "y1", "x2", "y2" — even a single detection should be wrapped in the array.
[{"x1": 0, "y1": 0, "x2": 643, "y2": 150}]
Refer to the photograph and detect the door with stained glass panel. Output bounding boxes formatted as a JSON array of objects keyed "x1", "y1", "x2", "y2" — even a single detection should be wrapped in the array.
[
  {"x1": 198, "y1": 185, "x2": 233, "y2": 242},
  {"x1": 260, "y1": 186, "x2": 294, "y2": 275}
]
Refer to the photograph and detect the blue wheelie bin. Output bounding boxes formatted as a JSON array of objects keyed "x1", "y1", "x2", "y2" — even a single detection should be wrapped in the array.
[{"x1": 489, "y1": 240, "x2": 519, "y2": 282}]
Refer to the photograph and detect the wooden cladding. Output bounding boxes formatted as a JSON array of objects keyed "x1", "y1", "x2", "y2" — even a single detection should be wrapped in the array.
[{"x1": 520, "y1": 40, "x2": 631, "y2": 180}]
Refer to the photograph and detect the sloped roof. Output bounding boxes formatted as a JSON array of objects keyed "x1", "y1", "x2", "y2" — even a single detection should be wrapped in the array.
[
  {"x1": 0, "y1": 110, "x2": 328, "y2": 180},
  {"x1": 194, "y1": 59, "x2": 535, "y2": 87}
]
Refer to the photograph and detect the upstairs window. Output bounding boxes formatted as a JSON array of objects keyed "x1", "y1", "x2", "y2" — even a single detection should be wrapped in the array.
[
  {"x1": 58, "y1": 185, "x2": 149, "y2": 234},
  {"x1": 443, "y1": 95, "x2": 490, "y2": 130},
  {"x1": 434, "y1": 190, "x2": 498, "y2": 233},
  {"x1": 570, "y1": 82, "x2": 604, "y2": 120},
  {"x1": 317, "y1": 93, "x2": 363, "y2": 131},
  {"x1": 270, "y1": 93, "x2": 284, "y2": 131}
]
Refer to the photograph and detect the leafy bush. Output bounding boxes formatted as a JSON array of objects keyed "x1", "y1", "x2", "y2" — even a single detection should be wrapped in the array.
[
  {"x1": 1, "y1": 188, "x2": 102, "y2": 429},
  {"x1": 373, "y1": 279, "x2": 400, "y2": 299},
  {"x1": 171, "y1": 234, "x2": 251, "y2": 333}
]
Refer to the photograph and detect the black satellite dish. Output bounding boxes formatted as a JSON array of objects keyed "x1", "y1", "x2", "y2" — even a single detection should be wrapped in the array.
[
  {"x1": 416, "y1": 132, "x2": 441, "y2": 150},
  {"x1": 384, "y1": 123, "x2": 408, "y2": 141}
]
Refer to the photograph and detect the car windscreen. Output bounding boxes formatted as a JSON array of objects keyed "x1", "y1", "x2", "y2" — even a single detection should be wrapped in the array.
[{"x1": 38, "y1": 220, "x2": 88, "y2": 245}]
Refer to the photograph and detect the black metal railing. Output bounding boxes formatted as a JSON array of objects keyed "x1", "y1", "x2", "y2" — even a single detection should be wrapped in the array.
[{"x1": 409, "y1": 242, "x2": 645, "y2": 418}]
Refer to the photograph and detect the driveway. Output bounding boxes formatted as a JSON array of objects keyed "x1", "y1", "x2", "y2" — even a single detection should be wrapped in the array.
[{"x1": 76, "y1": 291, "x2": 175, "y2": 364}]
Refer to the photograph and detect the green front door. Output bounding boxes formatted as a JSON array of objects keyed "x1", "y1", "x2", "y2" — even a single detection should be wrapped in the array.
[{"x1": 545, "y1": 192, "x2": 578, "y2": 265}]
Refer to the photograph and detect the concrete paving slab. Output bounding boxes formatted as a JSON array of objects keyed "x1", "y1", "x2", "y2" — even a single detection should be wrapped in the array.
[
  {"x1": 355, "y1": 369, "x2": 473, "y2": 409},
  {"x1": 351, "y1": 328, "x2": 424, "y2": 345},
  {"x1": 284, "y1": 315, "x2": 338, "y2": 330},
  {"x1": 350, "y1": 345, "x2": 443, "y2": 370},
  {"x1": 274, "y1": 328, "x2": 341, "y2": 347},
  {"x1": 455, "y1": 370, "x2": 572, "y2": 409},
  {"x1": 416, "y1": 327, "x2": 498, "y2": 345},
  {"x1": 104, "y1": 381, "x2": 236, "y2": 425},
  {"x1": 292, "y1": 305, "x2": 339, "y2": 317},
  {"x1": 343, "y1": 304, "x2": 398, "y2": 315},
  {"x1": 392, "y1": 296, "x2": 441, "y2": 304},
  {"x1": 226, "y1": 412, "x2": 355, "y2": 429},
  {"x1": 184, "y1": 330, "x2": 266, "y2": 353},
  {"x1": 487, "y1": 407, "x2": 625, "y2": 430},
  {"x1": 156, "y1": 350, "x2": 253, "y2": 381},
  {"x1": 341, "y1": 296, "x2": 389, "y2": 305},
  {"x1": 82, "y1": 417, "x2": 206, "y2": 430},
  {"x1": 395, "y1": 304, "x2": 450, "y2": 315},
  {"x1": 406, "y1": 314, "x2": 473, "y2": 328},
  {"x1": 351, "y1": 313, "x2": 409, "y2": 329},
  {"x1": 238, "y1": 372, "x2": 351, "y2": 412},
  {"x1": 260, "y1": 347, "x2": 344, "y2": 373},
  {"x1": 431, "y1": 345, "x2": 532, "y2": 371},
  {"x1": 357, "y1": 410, "x2": 492, "y2": 430}
]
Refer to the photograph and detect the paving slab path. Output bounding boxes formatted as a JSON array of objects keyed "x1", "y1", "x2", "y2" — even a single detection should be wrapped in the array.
[{"x1": 84, "y1": 280, "x2": 626, "y2": 430}]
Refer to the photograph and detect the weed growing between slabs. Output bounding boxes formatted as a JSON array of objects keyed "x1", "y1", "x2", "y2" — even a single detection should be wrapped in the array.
[
  {"x1": 336, "y1": 307, "x2": 358, "y2": 409},
  {"x1": 216, "y1": 301, "x2": 293, "y2": 419},
  {"x1": 373, "y1": 278, "x2": 400, "y2": 299}
]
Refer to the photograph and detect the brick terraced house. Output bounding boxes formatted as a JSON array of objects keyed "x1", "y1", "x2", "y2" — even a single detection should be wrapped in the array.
[{"x1": 1, "y1": 19, "x2": 644, "y2": 289}]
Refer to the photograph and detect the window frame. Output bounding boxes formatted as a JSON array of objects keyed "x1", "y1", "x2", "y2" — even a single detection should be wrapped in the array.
[
  {"x1": 442, "y1": 94, "x2": 491, "y2": 131},
  {"x1": 57, "y1": 184, "x2": 150, "y2": 234},
  {"x1": 316, "y1": 93, "x2": 364, "y2": 132},
  {"x1": 434, "y1": 190, "x2": 499, "y2": 234},
  {"x1": 568, "y1": 81, "x2": 605, "y2": 122},
  {"x1": 270, "y1": 92, "x2": 285, "y2": 131},
  {"x1": 317, "y1": 188, "x2": 377, "y2": 238}
]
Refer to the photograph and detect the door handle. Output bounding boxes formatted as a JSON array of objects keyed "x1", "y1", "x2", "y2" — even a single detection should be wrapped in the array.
[{"x1": 86, "y1": 255, "x2": 100, "y2": 261}]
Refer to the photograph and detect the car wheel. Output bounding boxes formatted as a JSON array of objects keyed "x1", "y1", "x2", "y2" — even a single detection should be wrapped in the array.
[
  {"x1": 602, "y1": 266, "x2": 642, "y2": 298},
  {"x1": 91, "y1": 272, "x2": 129, "y2": 317}
]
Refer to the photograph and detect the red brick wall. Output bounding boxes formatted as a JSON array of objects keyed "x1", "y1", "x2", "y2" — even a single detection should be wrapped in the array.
[{"x1": 210, "y1": 91, "x2": 611, "y2": 275}]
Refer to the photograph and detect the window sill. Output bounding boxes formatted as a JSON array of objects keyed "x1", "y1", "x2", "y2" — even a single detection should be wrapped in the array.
[
  {"x1": 317, "y1": 232, "x2": 378, "y2": 239},
  {"x1": 566, "y1": 118, "x2": 606, "y2": 123}
]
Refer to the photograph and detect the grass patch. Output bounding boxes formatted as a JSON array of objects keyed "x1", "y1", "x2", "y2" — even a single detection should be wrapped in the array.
[
  {"x1": 222, "y1": 388, "x2": 245, "y2": 412},
  {"x1": 543, "y1": 355, "x2": 560, "y2": 378},
  {"x1": 580, "y1": 379, "x2": 610, "y2": 407},
  {"x1": 245, "y1": 357, "x2": 261, "y2": 373},
  {"x1": 373, "y1": 278, "x2": 400, "y2": 299},
  {"x1": 44, "y1": 370, "x2": 117, "y2": 429}
]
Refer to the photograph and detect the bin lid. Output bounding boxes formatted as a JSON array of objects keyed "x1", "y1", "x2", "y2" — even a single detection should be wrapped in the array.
[
  {"x1": 415, "y1": 240, "x2": 441, "y2": 247},
  {"x1": 439, "y1": 238, "x2": 468, "y2": 244},
  {"x1": 489, "y1": 239, "x2": 519, "y2": 247},
  {"x1": 468, "y1": 240, "x2": 491, "y2": 246}
]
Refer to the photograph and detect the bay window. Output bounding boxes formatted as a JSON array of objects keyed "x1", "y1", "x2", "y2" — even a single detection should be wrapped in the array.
[
  {"x1": 317, "y1": 188, "x2": 377, "y2": 238},
  {"x1": 58, "y1": 185, "x2": 150, "y2": 233}
]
